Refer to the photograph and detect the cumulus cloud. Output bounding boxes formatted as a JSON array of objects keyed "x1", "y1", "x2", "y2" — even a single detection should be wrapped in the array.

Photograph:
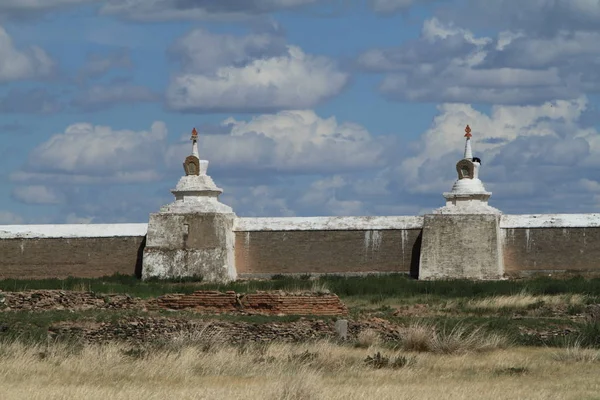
[
  {"x1": 9, "y1": 109, "x2": 395, "y2": 220},
  {"x1": 12, "y1": 185, "x2": 65, "y2": 204},
  {"x1": 169, "y1": 28, "x2": 287, "y2": 74},
  {"x1": 14, "y1": 100, "x2": 600, "y2": 220},
  {"x1": 71, "y1": 82, "x2": 159, "y2": 111},
  {"x1": 167, "y1": 110, "x2": 389, "y2": 173},
  {"x1": 100, "y1": 0, "x2": 319, "y2": 21},
  {"x1": 358, "y1": 18, "x2": 599, "y2": 104},
  {"x1": 12, "y1": 121, "x2": 168, "y2": 184},
  {"x1": 391, "y1": 96, "x2": 600, "y2": 213},
  {"x1": 0, "y1": 25, "x2": 54, "y2": 81},
  {"x1": 167, "y1": 35, "x2": 349, "y2": 113},
  {"x1": 446, "y1": 0, "x2": 600, "y2": 36}
]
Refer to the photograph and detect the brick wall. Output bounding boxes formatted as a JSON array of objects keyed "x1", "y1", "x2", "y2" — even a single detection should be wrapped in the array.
[
  {"x1": 153, "y1": 290, "x2": 348, "y2": 316},
  {"x1": 3, "y1": 215, "x2": 600, "y2": 280},
  {"x1": 0, "y1": 236, "x2": 145, "y2": 279},
  {"x1": 234, "y1": 229, "x2": 422, "y2": 277},
  {"x1": 502, "y1": 228, "x2": 600, "y2": 276}
]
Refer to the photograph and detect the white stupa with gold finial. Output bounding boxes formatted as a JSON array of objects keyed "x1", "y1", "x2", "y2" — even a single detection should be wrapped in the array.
[
  {"x1": 161, "y1": 127, "x2": 232, "y2": 214},
  {"x1": 143, "y1": 127, "x2": 236, "y2": 283},
  {"x1": 435, "y1": 125, "x2": 501, "y2": 215}
]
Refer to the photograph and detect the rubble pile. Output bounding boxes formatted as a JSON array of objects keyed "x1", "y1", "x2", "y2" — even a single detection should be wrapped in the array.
[
  {"x1": 0, "y1": 289, "x2": 348, "y2": 316},
  {"x1": 48, "y1": 317, "x2": 401, "y2": 345}
]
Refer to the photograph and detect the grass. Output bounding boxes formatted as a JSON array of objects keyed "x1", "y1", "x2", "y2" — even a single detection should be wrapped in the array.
[
  {"x1": 459, "y1": 292, "x2": 588, "y2": 312},
  {"x1": 1, "y1": 338, "x2": 600, "y2": 399},
  {"x1": 552, "y1": 342, "x2": 600, "y2": 363},
  {"x1": 2, "y1": 273, "x2": 600, "y2": 299},
  {"x1": 2, "y1": 274, "x2": 600, "y2": 398},
  {"x1": 400, "y1": 321, "x2": 509, "y2": 354}
]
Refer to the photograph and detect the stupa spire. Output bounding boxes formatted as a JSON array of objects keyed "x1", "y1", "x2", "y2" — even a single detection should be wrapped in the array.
[
  {"x1": 464, "y1": 125, "x2": 473, "y2": 160},
  {"x1": 433, "y1": 123, "x2": 500, "y2": 215},
  {"x1": 191, "y1": 127, "x2": 199, "y2": 158}
]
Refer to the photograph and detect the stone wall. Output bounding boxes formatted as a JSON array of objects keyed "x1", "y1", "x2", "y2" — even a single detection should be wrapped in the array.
[
  {"x1": 0, "y1": 224, "x2": 147, "y2": 279},
  {"x1": 234, "y1": 217, "x2": 423, "y2": 277},
  {"x1": 501, "y1": 214, "x2": 600, "y2": 277},
  {"x1": 2, "y1": 215, "x2": 600, "y2": 280}
]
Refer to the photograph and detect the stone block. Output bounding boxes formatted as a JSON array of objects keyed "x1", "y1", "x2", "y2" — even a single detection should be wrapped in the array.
[
  {"x1": 142, "y1": 212, "x2": 236, "y2": 282},
  {"x1": 419, "y1": 214, "x2": 504, "y2": 280},
  {"x1": 335, "y1": 319, "x2": 348, "y2": 340}
]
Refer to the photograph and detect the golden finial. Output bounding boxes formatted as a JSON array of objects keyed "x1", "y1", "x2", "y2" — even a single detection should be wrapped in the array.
[
  {"x1": 464, "y1": 125, "x2": 472, "y2": 138},
  {"x1": 190, "y1": 127, "x2": 198, "y2": 140}
]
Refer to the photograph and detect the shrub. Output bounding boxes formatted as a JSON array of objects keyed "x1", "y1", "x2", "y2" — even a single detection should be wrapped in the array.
[
  {"x1": 552, "y1": 342, "x2": 600, "y2": 363},
  {"x1": 270, "y1": 371, "x2": 322, "y2": 400},
  {"x1": 401, "y1": 322, "x2": 509, "y2": 354},
  {"x1": 364, "y1": 352, "x2": 415, "y2": 369},
  {"x1": 577, "y1": 322, "x2": 600, "y2": 348},
  {"x1": 401, "y1": 322, "x2": 434, "y2": 352}
]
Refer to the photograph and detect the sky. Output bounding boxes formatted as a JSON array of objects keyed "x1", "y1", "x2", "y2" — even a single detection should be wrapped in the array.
[{"x1": 2, "y1": 0, "x2": 600, "y2": 224}]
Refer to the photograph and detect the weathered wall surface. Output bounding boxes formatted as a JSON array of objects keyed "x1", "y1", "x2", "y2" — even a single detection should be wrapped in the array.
[
  {"x1": 143, "y1": 213, "x2": 236, "y2": 282},
  {"x1": 234, "y1": 217, "x2": 423, "y2": 277},
  {"x1": 500, "y1": 214, "x2": 600, "y2": 276},
  {"x1": 420, "y1": 214, "x2": 503, "y2": 280},
  {"x1": 0, "y1": 224, "x2": 147, "y2": 279},
  {"x1": 3, "y1": 214, "x2": 600, "y2": 280}
]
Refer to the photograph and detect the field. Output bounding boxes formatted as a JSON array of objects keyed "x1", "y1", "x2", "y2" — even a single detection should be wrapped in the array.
[{"x1": 1, "y1": 274, "x2": 600, "y2": 399}]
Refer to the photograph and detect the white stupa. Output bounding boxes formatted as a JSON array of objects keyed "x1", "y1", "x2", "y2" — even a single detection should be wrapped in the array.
[
  {"x1": 435, "y1": 125, "x2": 501, "y2": 215},
  {"x1": 160, "y1": 128, "x2": 233, "y2": 214}
]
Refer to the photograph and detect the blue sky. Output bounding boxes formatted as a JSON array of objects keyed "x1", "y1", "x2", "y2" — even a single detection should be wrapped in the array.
[{"x1": 2, "y1": 0, "x2": 600, "y2": 224}]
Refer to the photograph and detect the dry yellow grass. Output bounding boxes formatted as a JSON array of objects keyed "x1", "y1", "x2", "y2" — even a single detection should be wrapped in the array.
[
  {"x1": 1, "y1": 338, "x2": 599, "y2": 400},
  {"x1": 401, "y1": 322, "x2": 509, "y2": 354},
  {"x1": 355, "y1": 328, "x2": 381, "y2": 348},
  {"x1": 461, "y1": 292, "x2": 587, "y2": 311}
]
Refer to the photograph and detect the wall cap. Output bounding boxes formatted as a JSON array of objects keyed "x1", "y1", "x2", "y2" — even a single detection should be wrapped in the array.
[
  {"x1": 500, "y1": 214, "x2": 600, "y2": 228},
  {"x1": 0, "y1": 223, "x2": 148, "y2": 239},
  {"x1": 234, "y1": 216, "x2": 424, "y2": 231}
]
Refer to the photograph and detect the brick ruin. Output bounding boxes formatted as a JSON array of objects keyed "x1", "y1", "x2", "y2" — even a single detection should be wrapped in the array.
[
  {"x1": 152, "y1": 290, "x2": 348, "y2": 316},
  {"x1": 0, "y1": 289, "x2": 348, "y2": 316}
]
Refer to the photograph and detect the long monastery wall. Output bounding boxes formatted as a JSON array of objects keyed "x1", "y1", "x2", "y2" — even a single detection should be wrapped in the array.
[{"x1": 1, "y1": 214, "x2": 600, "y2": 280}]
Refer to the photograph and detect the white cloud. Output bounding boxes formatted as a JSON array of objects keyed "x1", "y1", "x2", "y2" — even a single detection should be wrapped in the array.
[
  {"x1": 13, "y1": 121, "x2": 168, "y2": 184},
  {"x1": 171, "y1": 28, "x2": 286, "y2": 74},
  {"x1": 0, "y1": 25, "x2": 54, "y2": 81},
  {"x1": 167, "y1": 45, "x2": 348, "y2": 112},
  {"x1": 450, "y1": 0, "x2": 600, "y2": 36},
  {"x1": 391, "y1": 96, "x2": 600, "y2": 213},
  {"x1": 358, "y1": 18, "x2": 599, "y2": 104},
  {"x1": 12, "y1": 185, "x2": 64, "y2": 204},
  {"x1": 167, "y1": 110, "x2": 388, "y2": 173}
]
